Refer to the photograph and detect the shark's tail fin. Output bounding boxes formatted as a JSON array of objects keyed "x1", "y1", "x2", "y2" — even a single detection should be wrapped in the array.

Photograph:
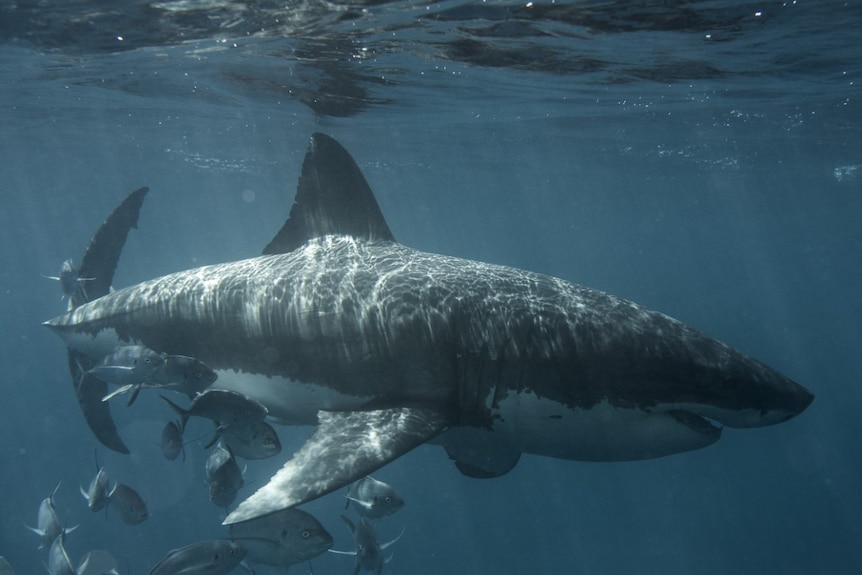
[{"x1": 65, "y1": 187, "x2": 149, "y2": 455}]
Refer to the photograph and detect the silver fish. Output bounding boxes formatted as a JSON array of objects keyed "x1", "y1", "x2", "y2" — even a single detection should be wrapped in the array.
[
  {"x1": 146, "y1": 539, "x2": 246, "y2": 575},
  {"x1": 206, "y1": 444, "x2": 244, "y2": 508},
  {"x1": 228, "y1": 507, "x2": 333, "y2": 567},
  {"x1": 345, "y1": 476, "x2": 404, "y2": 520},
  {"x1": 330, "y1": 516, "x2": 402, "y2": 575},
  {"x1": 26, "y1": 481, "x2": 76, "y2": 547},
  {"x1": 80, "y1": 462, "x2": 115, "y2": 512},
  {"x1": 161, "y1": 420, "x2": 185, "y2": 462},
  {"x1": 107, "y1": 355, "x2": 218, "y2": 403},
  {"x1": 47, "y1": 532, "x2": 76, "y2": 575},
  {"x1": 151, "y1": 354, "x2": 218, "y2": 396},
  {"x1": 109, "y1": 483, "x2": 148, "y2": 525},
  {"x1": 219, "y1": 419, "x2": 281, "y2": 460},
  {"x1": 161, "y1": 389, "x2": 268, "y2": 432},
  {"x1": 89, "y1": 345, "x2": 165, "y2": 394}
]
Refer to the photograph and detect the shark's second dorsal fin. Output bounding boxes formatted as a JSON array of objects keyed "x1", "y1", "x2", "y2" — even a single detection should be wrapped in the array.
[{"x1": 263, "y1": 133, "x2": 396, "y2": 255}]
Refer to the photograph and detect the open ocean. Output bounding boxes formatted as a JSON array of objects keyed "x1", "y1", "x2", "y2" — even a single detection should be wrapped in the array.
[{"x1": 1, "y1": 1, "x2": 860, "y2": 573}]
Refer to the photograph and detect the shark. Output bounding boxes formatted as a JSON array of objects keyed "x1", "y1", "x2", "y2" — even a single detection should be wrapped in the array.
[{"x1": 44, "y1": 132, "x2": 814, "y2": 525}]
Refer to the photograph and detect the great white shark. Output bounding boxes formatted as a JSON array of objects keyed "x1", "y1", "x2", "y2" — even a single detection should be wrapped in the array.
[{"x1": 45, "y1": 133, "x2": 813, "y2": 525}]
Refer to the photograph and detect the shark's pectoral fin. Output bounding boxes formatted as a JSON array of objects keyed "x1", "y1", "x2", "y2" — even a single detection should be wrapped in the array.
[
  {"x1": 436, "y1": 426, "x2": 521, "y2": 478},
  {"x1": 223, "y1": 407, "x2": 448, "y2": 525},
  {"x1": 69, "y1": 351, "x2": 130, "y2": 454}
]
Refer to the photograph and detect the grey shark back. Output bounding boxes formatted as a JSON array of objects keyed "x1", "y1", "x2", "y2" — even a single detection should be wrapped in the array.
[{"x1": 44, "y1": 133, "x2": 812, "y2": 526}]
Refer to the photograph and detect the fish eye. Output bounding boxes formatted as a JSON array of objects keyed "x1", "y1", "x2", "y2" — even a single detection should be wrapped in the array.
[
  {"x1": 301, "y1": 530, "x2": 310, "y2": 539},
  {"x1": 384, "y1": 496, "x2": 392, "y2": 503},
  {"x1": 281, "y1": 529, "x2": 288, "y2": 538}
]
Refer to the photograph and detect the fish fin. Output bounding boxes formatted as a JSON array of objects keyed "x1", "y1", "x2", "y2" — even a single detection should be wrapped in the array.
[
  {"x1": 24, "y1": 524, "x2": 44, "y2": 537},
  {"x1": 50, "y1": 479, "x2": 62, "y2": 501},
  {"x1": 344, "y1": 496, "x2": 374, "y2": 511},
  {"x1": 58, "y1": 188, "x2": 147, "y2": 453},
  {"x1": 101, "y1": 384, "x2": 134, "y2": 402},
  {"x1": 126, "y1": 383, "x2": 142, "y2": 406},
  {"x1": 202, "y1": 423, "x2": 224, "y2": 450},
  {"x1": 74, "y1": 187, "x2": 149, "y2": 309},
  {"x1": 79, "y1": 485, "x2": 88, "y2": 501},
  {"x1": 437, "y1": 426, "x2": 522, "y2": 478},
  {"x1": 340, "y1": 514, "x2": 356, "y2": 534},
  {"x1": 159, "y1": 395, "x2": 190, "y2": 430},
  {"x1": 327, "y1": 549, "x2": 357, "y2": 556},
  {"x1": 235, "y1": 557, "x2": 257, "y2": 575},
  {"x1": 380, "y1": 526, "x2": 405, "y2": 551},
  {"x1": 262, "y1": 133, "x2": 395, "y2": 255},
  {"x1": 69, "y1": 351, "x2": 130, "y2": 454},
  {"x1": 223, "y1": 407, "x2": 448, "y2": 525}
]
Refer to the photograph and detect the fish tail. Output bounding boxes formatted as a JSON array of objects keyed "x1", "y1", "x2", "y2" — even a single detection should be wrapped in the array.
[
  {"x1": 50, "y1": 479, "x2": 62, "y2": 502},
  {"x1": 159, "y1": 395, "x2": 190, "y2": 430}
]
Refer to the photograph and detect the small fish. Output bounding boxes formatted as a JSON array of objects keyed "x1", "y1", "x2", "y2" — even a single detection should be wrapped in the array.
[
  {"x1": 106, "y1": 355, "x2": 218, "y2": 403},
  {"x1": 89, "y1": 346, "x2": 166, "y2": 406},
  {"x1": 161, "y1": 420, "x2": 185, "y2": 462},
  {"x1": 80, "y1": 454, "x2": 116, "y2": 512},
  {"x1": 161, "y1": 389, "x2": 268, "y2": 432},
  {"x1": 330, "y1": 515, "x2": 402, "y2": 575},
  {"x1": 109, "y1": 483, "x2": 148, "y2": 525},
  {"x1": 26, "y1": 481, "x2": 76, "y2": 547},
  {"x1": 146, "y1": 539, "x2": 246, "y2": 575},
  {"x1": 0, "y1": 556, "x2": 15, "y2": 575},
  {"x1": 345, "y1": 476, "x2": 404, "y2": 519},
  {"x1": 219, "y1": 419, "x2": 282, "y2": 460},
  {"x1": 47, "y1": 532, "x2": 76, "y2": 575},
  {"x1": 44, "y1": 258, "x2": 92, "y2": 302},
  {"x1": 206, "y1": 444, "x2": 244, "y2": 508},
  {"x1": 228, "y1": 507, "x2": 333, "y2": 567},
  {"x1": 151, "y1": 354, "x2": 218, "y2": 397}
]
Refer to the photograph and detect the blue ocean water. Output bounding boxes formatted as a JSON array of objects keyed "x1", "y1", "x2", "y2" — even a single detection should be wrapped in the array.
[{"x1": 1, "y1": 1, "x2": 860, "y2": 573}]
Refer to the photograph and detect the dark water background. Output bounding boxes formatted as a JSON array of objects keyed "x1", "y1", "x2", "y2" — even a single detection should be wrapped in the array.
[{"x1": 1, "y1": 1, "x2": 861, "y2": 573}]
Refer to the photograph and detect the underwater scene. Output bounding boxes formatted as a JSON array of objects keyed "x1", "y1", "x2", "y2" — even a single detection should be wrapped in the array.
[{"x1": 0, "y1": 1, "x2": 860, "y2": 574}]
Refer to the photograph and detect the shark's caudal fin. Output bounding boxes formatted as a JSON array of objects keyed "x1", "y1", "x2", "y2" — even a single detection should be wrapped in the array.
[
  {"x1": 71, "y1": 187, "x2": 149, "y2": 309},
  {"x1": 66, "y1": 187, "x2": 149, "y2": 455},
  {"x1": 262, "y1": 132, "x2": 396, "y2": 255},
  {"x1": 224, "y1": 408, "x2": 447, "y2": 525}
]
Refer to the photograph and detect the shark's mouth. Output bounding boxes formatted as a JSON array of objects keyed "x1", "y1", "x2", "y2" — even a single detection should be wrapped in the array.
[{"x1": 666, "y1": 410, "x2": 723, "y2": 439}]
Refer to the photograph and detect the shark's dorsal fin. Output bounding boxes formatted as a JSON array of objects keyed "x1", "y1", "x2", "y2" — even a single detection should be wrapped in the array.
[{"x1": 263, "y1": 133, "x2": 395, "y2": 255}]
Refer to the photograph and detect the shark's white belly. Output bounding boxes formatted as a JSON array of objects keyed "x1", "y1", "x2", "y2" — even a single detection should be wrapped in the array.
[
  {"x1": 492, "y1": 392, "x2": 719, "y2": 461},
  {"x1": 212, "y1": 371, "x2": 368, "y2": 426}
]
